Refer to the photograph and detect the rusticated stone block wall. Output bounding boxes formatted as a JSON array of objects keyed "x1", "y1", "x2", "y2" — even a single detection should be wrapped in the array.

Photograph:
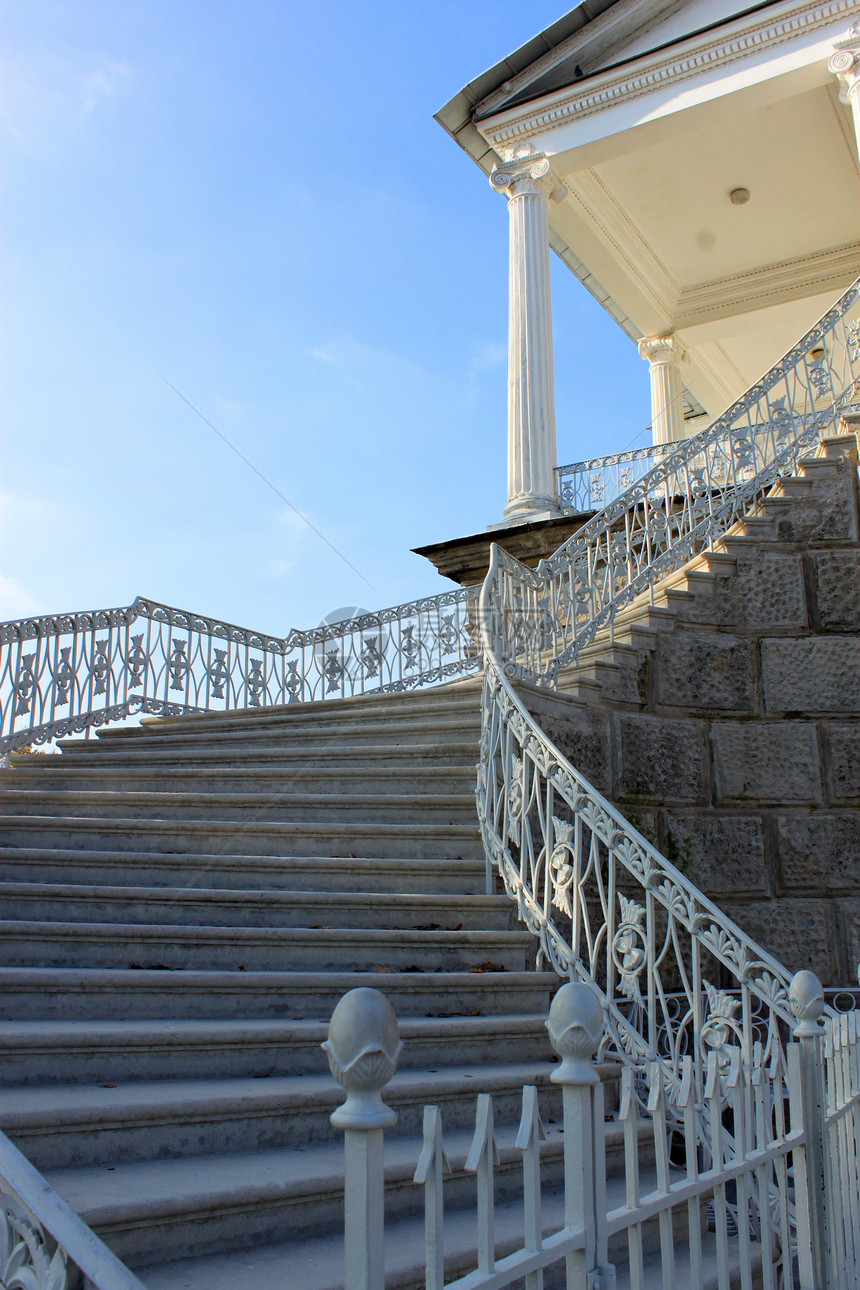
[{"x1": 522, "y1": 443, "x2": 860, "y2": 986}]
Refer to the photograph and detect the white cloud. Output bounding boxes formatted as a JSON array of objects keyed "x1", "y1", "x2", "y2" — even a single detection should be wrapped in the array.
[
  {"x1": 465, "y1": 339, "x2": 506, "y2": 409},
  {"x1": 309, "y1": 336, "x2": 427, "y2": 386},
  {"x1": 0, "y1": 54, "x2": 131, "y2": 146},
  {"x1": 470, "y1": 342, "x2": 506, "y2": 374}
]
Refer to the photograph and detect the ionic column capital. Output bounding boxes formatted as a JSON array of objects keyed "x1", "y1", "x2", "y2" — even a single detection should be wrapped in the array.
[
  {"x1": 490, "y1": 151, "x2": 566, "y2": 203},
  {"x1": 637, "y1": 334, "x2": 688, "y2": 368},
  {"x1": 829, "y1": 26, "x2": 860, "y2": 100}
]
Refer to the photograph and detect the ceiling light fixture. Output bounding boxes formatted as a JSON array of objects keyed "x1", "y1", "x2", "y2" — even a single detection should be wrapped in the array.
[{"x1": 729, "y1": 188, "x2": 750, "y2": 205}]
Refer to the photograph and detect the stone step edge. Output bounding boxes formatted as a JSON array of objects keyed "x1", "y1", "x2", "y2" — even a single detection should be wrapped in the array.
[
  {"x1": 0, "y1": 789, "x2": 478, "y2": 810},
  {"x1": 51, "y1": 1116, "x2": 634, "y2": 1237},
  {"x1": 1, "y1": 1060, "x2": 566, "y2": 1129},
  {"x1": 0, "y1": 847, "x2": 485, "y2": 873},
  {"x1": 0, "y1": 920, "x2": 528, "y2": 945},
  {"x1": 0, "y1": 1012, "x2": 552, "y2": 1047},
  {"x1": 0, "y1": 815, "x2": 481, "y2": 838},
  {"x1": 0, "y1": 965, "x2": 556, "y2": 994},
  {"x1": 0, "y1": 880, "x2": 508, "y2": 911}
]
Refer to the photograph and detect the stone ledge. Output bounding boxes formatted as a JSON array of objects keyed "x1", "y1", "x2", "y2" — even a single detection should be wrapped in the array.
[{"x1": 413, "y1": 512, "x2": 594, "y2": 587}]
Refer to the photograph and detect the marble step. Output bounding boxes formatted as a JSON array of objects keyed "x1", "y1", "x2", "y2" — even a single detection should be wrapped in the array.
[
  {"x1": 0, "y1": 882, "x2": 513, "y2": 932},
  {"x1": 16, "y1": 741, "x2": 477, "y2": 770},
  {"x1": 0, "y1": 967, "x2": 558, "y2": 1022},
  {"x1": 1, "y1": 764, "x2": 477, "y2": 796},
  {"x1": 0, "y1": 919, "x2": 530, "y2": 973},
  {"x1": 0, "y1": 815, "x2": 484, "y2": 860},
  {"x1": 0, "y1": 788, "x2": 478, "y2": 825},
  {"x1": 0, "y1": 1013, "x2": 554, "y2": 1085},
  {"x1": 43, "y1": 1088, "x2": 635, "y2": 1268},
  {"x1": 60, "y1": 714, "x2": 480, "y2": 755},
  {"x1": 134, "y1": 1184, "x2": 749, "y2": 1290},
  {"x1": 134, "y1": 687, "x2": 481, "y2": 738},
  {"x1": 0, "y1": 849, "x2": 487, "y2": 894},
  {"x1": 3, "y1": 1062, "x2": 560, "y2": 1170}
]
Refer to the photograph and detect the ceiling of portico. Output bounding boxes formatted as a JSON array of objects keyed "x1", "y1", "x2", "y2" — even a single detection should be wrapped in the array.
[
  {"x1": 583, "y1": 85, "x2": 859, "y2": 288},
  {"x1": 542, "y1": 71, "x2": 860, "y2": 413}
]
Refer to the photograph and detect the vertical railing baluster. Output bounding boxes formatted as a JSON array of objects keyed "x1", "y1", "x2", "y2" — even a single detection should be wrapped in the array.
[
  {"x1": 840, "y1": 1012, "x2": 860, "y2": 1289},
  {"x1": 751, "y1": 1044, "x2": 777, "y2": 1290},
  {"x1": 465, "y1": 1093, "x2": 498, "y2": 1275},
  {"x1": 788, "y1": 969, "x2": 833, "y2": 1290},
  {"x1": 768, "y1": 1045, "x2": 793, "y2": 1287},
  {"x1": 726, "y1": 1050, "x2": 753, "y2": 1290},
  {"x1": 413, "y1": 1104, "x2": 449, "y2": 1290},
  {"x1": 647, "y1": 1060, "x2": 675, "y2": 1290},
  {"x1": 620, "y1": 1067, "x2": 644, "y2": 1290},
  {"x1": 547, "y1": 983, "x2": 610, "y2": 1290},
  {"x1": 679, "y1": 1055, "x2": 703, "y2": 1285},
  {"x1": 705, "y1": 1049, "x2": 730, "y2": 1290},
  {"x1": 516, "y1": 1083, "x2": 545, "y2": 1290}
]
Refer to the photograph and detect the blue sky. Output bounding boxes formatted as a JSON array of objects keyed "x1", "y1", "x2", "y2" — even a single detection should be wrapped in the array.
[{"x1": 2, "y1": 1, "x2": 647, "y2": 635}]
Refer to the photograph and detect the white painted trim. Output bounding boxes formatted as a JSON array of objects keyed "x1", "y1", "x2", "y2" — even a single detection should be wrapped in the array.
[{"x1": 478, "y1": 0, "x2": 860, "y2": 151}]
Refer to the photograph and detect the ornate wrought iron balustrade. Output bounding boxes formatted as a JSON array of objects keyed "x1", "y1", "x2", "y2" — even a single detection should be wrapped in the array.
[
  {"x1": 0, "y1": 589, "x2": 478, "y2": 755},
  {"x1": 474, "y1": 278, "x2": 860, "y2": 1144},
  {"x1": 556, "y1": 437, "x2": 676, "y2": 513},
  {"x1": 476, "y1": 618, "x2": 802, "y2": 1106},
  {"x1": 500, "y1": 276, "x2": 860, "y2": 686}
]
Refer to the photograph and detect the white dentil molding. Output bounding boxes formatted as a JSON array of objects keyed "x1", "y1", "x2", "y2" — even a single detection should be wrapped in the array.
[
  {"x1": 479, "y1": 0, "x2": 860, "y2": 149},
  {"x1": 474, "y1": 0, "x2": 690, "y2": 120}
]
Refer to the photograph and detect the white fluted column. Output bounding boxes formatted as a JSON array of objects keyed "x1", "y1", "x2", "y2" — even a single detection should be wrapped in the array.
[
  {"x1": 490, "y1": 152, "x2": 563, "y2": 522},
  {"x1": 829, "y1": 28, "x2": 860, "y2": 166},
  {"x1": 637, "y1": 335, "x2": 688, "y2": 446}
]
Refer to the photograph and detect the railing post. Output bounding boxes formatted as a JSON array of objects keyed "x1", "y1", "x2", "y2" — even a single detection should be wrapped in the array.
[
  {"x1": 547, "y1": 982, "x2": 615, "y2": 1290},
  {"x1": 323, "y1": 988, "x2": 402, "y2": 1290},
  {"x1": 788, "y1": 969, "x2": 832, "y2": 1290}
]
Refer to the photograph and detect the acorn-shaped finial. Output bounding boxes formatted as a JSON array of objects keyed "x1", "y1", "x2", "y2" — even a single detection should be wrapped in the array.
[
  {"x1": 789, "y1": 970, "x2": 825, "y2": 1038},
  {"x1": 546, "y1": 983, "x2": 605, "y2": 1085},
  {"x1": 323, "y1": 987, "x2": 402, "y2": 1128}
]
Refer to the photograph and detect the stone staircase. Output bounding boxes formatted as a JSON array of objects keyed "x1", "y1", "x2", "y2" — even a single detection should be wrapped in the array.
[
  {"x1": 2, "y1": 434, "x2": 857, "y2": 1285},
  {"x1": 0, "y1": 682, "x2": 576, "y2": 1287},
  {"x1": 526, "y1": 427, "x2": 860, "y2": 984}
]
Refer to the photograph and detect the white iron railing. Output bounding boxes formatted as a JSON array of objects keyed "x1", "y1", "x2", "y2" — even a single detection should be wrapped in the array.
[
  {"x1": 490, "y1": 278, "x2": 860, "y2": 688},
  {"x1": 326, "y1": 979, "x2": 860, "y2": 1289},
  {"x1": 468, "y1": 275, "x2": 860, "y2": 1283},
  {"x1": 474, "y1": 277, "x2": 860, "y2": 1099},
  {"x1": 556, "y1": 438, "x2": 676, "y2": 514},
  {"x1": 476, "y1": 623, "x2": 801, "y2": 1101},
  {"x1": 0, "y1": 1127, "x2": 147, "y2": 1290},
  {"x1": 0, "y1": 589, "x2": 477, "y2": 755}
]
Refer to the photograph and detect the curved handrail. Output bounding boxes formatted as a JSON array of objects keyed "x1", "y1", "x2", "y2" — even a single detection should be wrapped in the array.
[
  {"x1": 473, "y1": 277, "x2": 860, "y2": 1104},
  {"x1": 494, "y1": 277, "x2": 860, "y2": 686},
  {"x1": 476, "y1": 547, "x2": 814, "y2": 1102}
]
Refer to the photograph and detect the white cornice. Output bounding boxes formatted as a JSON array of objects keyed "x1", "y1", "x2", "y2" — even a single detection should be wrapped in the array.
[
  {"x1": 474, "y1": 0, "x2": 689, "y2": 119},
  {"x1": 675, "y1": 239, "x2": 860, "y2": 325},
  {"x1": 481, "y1": 0, "x2": 860, "y2": 148}
]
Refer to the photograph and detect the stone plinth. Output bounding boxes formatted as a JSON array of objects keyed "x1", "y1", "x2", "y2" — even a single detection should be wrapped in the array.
[{"x1": 413, "y1": 511, "x2": 594, "y2": 587}]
